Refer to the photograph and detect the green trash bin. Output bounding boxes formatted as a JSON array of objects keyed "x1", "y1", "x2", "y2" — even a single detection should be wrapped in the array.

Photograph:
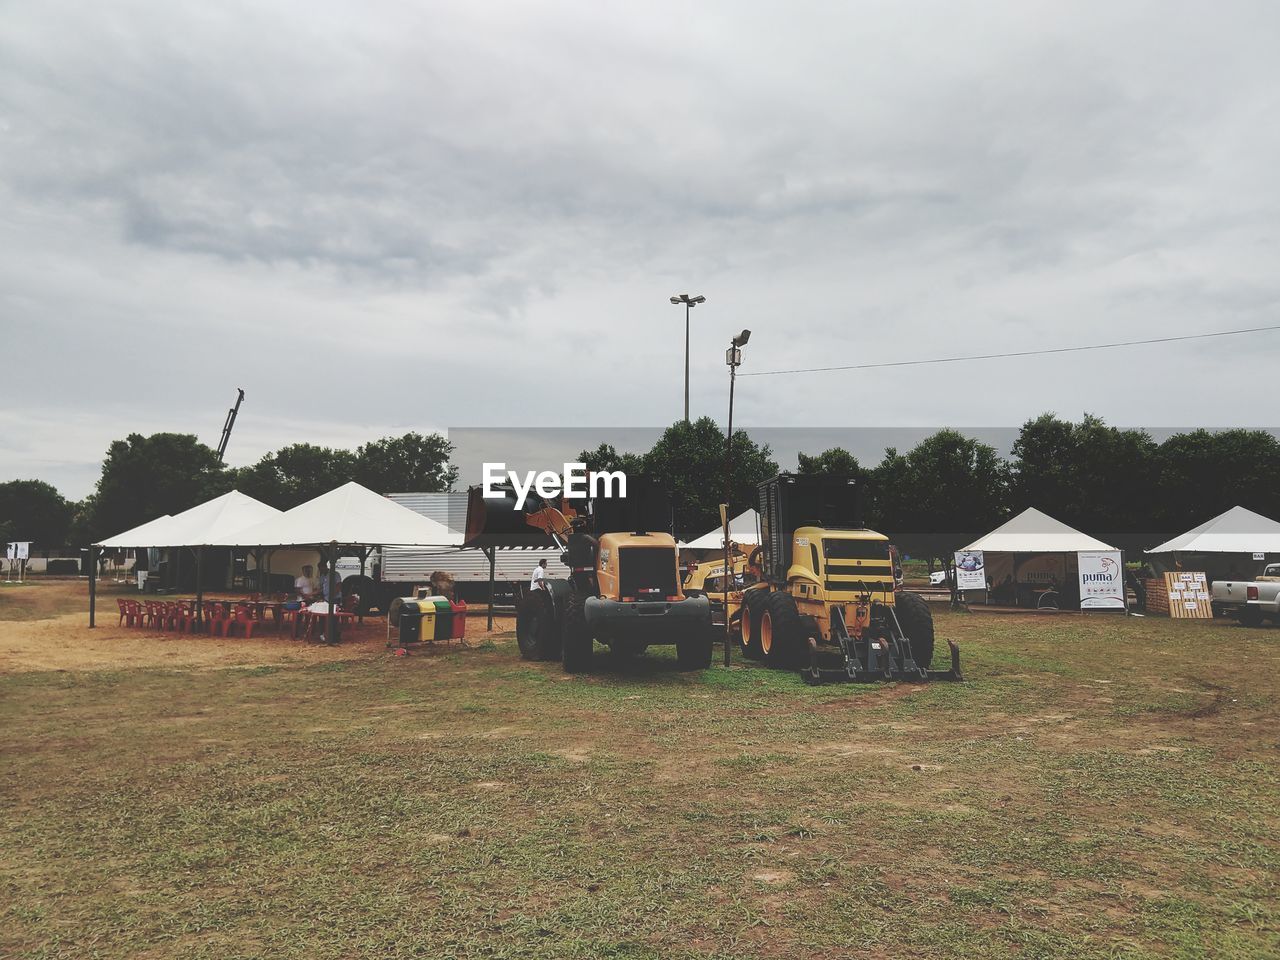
[{"x1": 428, "y1": 596, "x2": 452, "y2": 641}]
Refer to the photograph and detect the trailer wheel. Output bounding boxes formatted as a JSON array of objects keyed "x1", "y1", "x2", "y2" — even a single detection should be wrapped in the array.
[
  {"x1": 516, "y1": 592, "x2": 557, "y2": 661},
  {"x1": 741, "y1": 588, "x2": 768, "y2": 660},
  {"x1": 894, "y1": 591, "x2": 935, "y2": 669},
  {"x1": 561, "y1": 588, "x2": 593, "y2": 673},
  {"x1": 762, "y1": 591, "x2": 803, "y2": 668}
]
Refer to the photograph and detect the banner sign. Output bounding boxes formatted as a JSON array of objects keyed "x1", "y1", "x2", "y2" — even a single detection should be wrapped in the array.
[
  {"x1": 953, "y1": 550, "x2": 986, "y2": 591},
  {"x1": 1077, "y1": 550, "x2": 1125, "y2": 609}
]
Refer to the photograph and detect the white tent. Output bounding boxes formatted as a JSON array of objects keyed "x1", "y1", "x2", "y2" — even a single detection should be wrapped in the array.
[
  {"x1": 153, "y1": 491, "x2": 282, "y2": 546},
  {"x1": 1146, "y1": 505, "x2": 1280, "y2": 555},
  {"x1": 684, "y1": 509, "x2": 760, "y2": 550},
  {"x1": 962, "y1": 507, "x2": 1116, "y2": 553},
  {"x1": 97, "y1": 514, "x2": 177, "y2": 549},
  {"x1": 224, "y1": 481, "x2": 463, "y2": 547}
]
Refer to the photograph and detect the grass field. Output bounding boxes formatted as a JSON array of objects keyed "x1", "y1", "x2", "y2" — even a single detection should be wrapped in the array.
[{"x1": 2, "y1": 581, "x2": 1278, "y2": 959}]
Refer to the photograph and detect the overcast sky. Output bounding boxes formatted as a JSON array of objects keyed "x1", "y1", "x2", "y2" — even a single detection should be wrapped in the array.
[{"x1": 2, "y1": 1, "x2": 1278, "y2": 499}]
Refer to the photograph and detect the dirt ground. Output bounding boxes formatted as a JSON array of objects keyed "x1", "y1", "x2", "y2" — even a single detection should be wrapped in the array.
[{"x1": 0, "y1": 581, "x2": 515, "y2": 673}]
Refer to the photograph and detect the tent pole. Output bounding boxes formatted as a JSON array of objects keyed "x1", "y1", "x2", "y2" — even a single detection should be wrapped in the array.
[
  {"x1": 195, "y1": 546, "x2": 205, "y2": 631},
  {"x1": 486, "y1": 546, "x2": 496, "y2": 631},
  {"x1": 327, "y1": 541, "x2": 337, "y2": 644},
  {"x1": 88, "y1": 545, "x2": 98, "y2": 628}
]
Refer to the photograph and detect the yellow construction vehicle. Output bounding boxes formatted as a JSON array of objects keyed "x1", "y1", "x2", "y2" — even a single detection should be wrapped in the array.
[
  {"x1": 739, "y1": 474, "x2": 962, "y2": 683},
  {"x1": 465, "y1": 479, "x2": 713, "y2": 672},
  {"x1": 683, "y1": 543, "x2": 760, "y2": 632}
]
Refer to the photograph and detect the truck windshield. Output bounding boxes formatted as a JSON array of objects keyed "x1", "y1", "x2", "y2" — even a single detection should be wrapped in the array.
[{"x1": 823, "y1": 539, "x2": 889, "y2": 560}]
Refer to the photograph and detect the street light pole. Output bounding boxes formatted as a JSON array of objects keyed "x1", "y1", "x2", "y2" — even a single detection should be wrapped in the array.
[
  {"x1": 669, "y1": 293, "x2": 706, "y2": 423},
  {"x1": 723, "y1": 329, "x2": 750, "y2": 668}
]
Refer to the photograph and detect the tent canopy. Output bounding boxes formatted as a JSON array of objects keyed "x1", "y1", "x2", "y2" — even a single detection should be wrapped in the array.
[
  {"x1": 154, "y1": 491, "x2": 281, "y2": 547},
  {"x1": 1146, "y1": 505, "x2": 1280, "y2": 555},
  {"x1": 95, "y1": 491, "x2": 282, "y2": 548},
  {"x1": 684, "y1": 509, "x2": 760, "y2": 550},
  {"x1": 962, "y1": 507, "x2": 1116, "y2": 553},
  {"x1": 97, "y1": 513, "x2": 176, "y2": 549},
  {"x1": 225, "y1": 481, "x2": 463, "y2": 547}
]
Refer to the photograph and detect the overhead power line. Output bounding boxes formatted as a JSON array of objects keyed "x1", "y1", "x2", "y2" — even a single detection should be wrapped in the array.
[{"x1": 738, "y1": 323, "x2": 1280, "y2": 377}]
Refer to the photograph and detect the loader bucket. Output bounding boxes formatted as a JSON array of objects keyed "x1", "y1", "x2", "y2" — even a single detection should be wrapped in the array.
[{"x1": 464, "y1": 484, "x2": 554, "y2": 548}]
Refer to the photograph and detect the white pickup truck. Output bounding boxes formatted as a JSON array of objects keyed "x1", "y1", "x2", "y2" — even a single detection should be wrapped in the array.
[{"x1": 1211, "y1": 563, "x2": 1280, "y2": 626}]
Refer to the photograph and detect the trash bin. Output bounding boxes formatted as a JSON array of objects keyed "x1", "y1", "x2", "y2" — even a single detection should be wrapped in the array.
[
  {"x1": 450, "y1": 599, "x2": 467, "y2": 639},
  {"x1": 396, "y1": 599, "x2": 436, "y2": 645},
  {"x1": 428, "y1": 596, "x2": 453, "y2": 641}
]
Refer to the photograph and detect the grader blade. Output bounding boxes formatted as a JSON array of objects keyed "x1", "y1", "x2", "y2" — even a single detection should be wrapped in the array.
[{"x1": 800, "y1": 604, "x2": 964, "y2": 685}]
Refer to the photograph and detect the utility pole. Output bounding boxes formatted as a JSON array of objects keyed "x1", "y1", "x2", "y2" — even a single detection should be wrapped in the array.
[
  {"x1": 723, "y1": 328, "x2": 750, "y2": 667},
  {"x1": 669, "y1": 294, "x2": 705, "y2": 423}
]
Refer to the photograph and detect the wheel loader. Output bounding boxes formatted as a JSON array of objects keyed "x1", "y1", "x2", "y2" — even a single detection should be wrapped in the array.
[
  {"x1": 738, "y1": 474, "x2": 963, "y2": 684},
  {"x1": 465, "y1": 478, "x2": 713, "y2": 673}
]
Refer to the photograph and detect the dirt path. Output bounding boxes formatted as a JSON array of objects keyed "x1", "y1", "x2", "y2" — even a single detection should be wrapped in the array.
[{"x1": 0, "y1": 581, "x2": 515, "y2": 673}]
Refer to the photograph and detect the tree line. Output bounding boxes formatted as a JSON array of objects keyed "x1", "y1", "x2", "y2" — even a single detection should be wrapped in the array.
[
  {"x1": 2, "y1": 415, "x2": 1277, "y2": 551},
  {"x1": 0, "y1": 432, "x2": 457, "y2": 548}
]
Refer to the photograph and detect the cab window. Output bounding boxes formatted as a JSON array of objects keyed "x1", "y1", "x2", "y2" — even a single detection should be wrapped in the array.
[{"x1": 823, "y1": 539, "x2": 890, "y2": 560}]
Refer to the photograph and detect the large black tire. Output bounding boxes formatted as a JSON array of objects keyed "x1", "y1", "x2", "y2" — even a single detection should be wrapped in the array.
[
  {"x1": 894, "y1": 591, "x2": 935, "y2": 669},
  {"x1": 342, "y1": 575, "x2": 377, "y2": 615},
  {"x1": 676, "y1": 627, "x2": 712, "y2": 670},
  {"x1": 741, "y1": 588, "x2": 768, "y2": 660},
  {"x1": 561, "y1": 589, "x2": 593, "y2": 673},
  {"x1": 516, "y1": 592, "x2": 558, "y2": 660},
  {"x1": 1237, "y1": 607, "x2": 1264, "y2": 627},
  {"x1": 761, "y1": 591, "x2": 804, "y2": 668}
]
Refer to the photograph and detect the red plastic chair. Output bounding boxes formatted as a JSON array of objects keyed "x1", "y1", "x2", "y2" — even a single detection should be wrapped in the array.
[
  {"x1": 341, "y1": 593, "x2": 363, "y2": 624},
  {"x1": 175, "y1": 601, "x2": 199, "y2": 633},
  {"x1": 125, "y1": 600, "x2": 145, "y2": 628},
  {"x1": 205, "y1": 602, "x2": 231, "y2": 637},
  {"x1": 226, "y1": 605, "x2": 259, "y2": 639},
  {"x1": 117, "y1": 598, "x2": 129, "y2": 627}
]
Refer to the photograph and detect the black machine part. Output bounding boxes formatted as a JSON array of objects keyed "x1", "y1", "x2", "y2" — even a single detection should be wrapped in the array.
[
  {"x1": 464, "y1": 476, "x2": 676, "y2": 549},
  {"x1": 757, "y1": 473, "x2": 862, "y2": 583},
  {"x1": 801, "y1": 599, "x2": 963, "y2": 685}
]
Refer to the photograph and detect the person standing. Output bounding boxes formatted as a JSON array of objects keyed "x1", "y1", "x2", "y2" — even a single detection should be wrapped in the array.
[
  {"x1": 530, "y1": 558, "x2": 548, "y2": 595},
  {"x1": 294, "y1": 564, "x2": 317, "y2": 601}
]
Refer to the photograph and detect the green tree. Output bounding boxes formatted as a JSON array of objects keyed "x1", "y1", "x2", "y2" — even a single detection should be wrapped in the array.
[
  {"x1": 640, "y1": 417, "x2": 777, "y2": 538},
  {"x1": 796, "y1": 447, "x2": 862, "y2": 481},
  {"x1": 0, "y1": 480, "x2": 74, "y2": 548},
  {"x1": 355, "y1": 433, "x2": 457, "y2": 494},
  {"x1": 91, "y1": 433, "x2": 229, "y2": 539},
  {"x1": 234, "y1": 443, "x2": 359, "y2": 510},
  {"x1": 1153, "y1": 429, "x2": 1280, "y2": 529},
  {"x1": 1010, "y1": 414, "x2": 1158, "y2": 533},
  {"x1": 872, "y1": 430, "x2": 1008, "y2": 557},
  {"x1": 576, "y1": 443, "x2": 646, "y2": 477}
]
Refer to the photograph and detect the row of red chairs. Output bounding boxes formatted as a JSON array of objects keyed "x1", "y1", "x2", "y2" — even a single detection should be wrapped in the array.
[
  {"x1": 117, "y1": 599, "x2": 201, "y2": 632},
  {"x1": 116, "y1": 599, "x2": 267, "y2": 637}
]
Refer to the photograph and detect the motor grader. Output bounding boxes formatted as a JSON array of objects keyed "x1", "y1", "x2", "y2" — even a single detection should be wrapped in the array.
[
  {"x1": 465, "y1": 478, "x2": 712, "y2": 672},
  {"x1": 683, "y1": 542, "x2": 761, "y2": 633},
  {"x1": 738, "y1": 474, "x2": 962, "y2": 683}
]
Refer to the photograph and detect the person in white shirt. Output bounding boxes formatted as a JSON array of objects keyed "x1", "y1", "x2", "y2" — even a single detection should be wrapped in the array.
[
  {"x1": 294, "y1": 565, "x2": 317, "y2": 600},
  {"x1": 530, "y1": 559, "x2": 548, "y2": 594}
]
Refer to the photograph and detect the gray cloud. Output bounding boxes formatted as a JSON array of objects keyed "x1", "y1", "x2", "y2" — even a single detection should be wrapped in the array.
[{"x1": 2, "y1": 0, "x2": 1278, "y2": 498}]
